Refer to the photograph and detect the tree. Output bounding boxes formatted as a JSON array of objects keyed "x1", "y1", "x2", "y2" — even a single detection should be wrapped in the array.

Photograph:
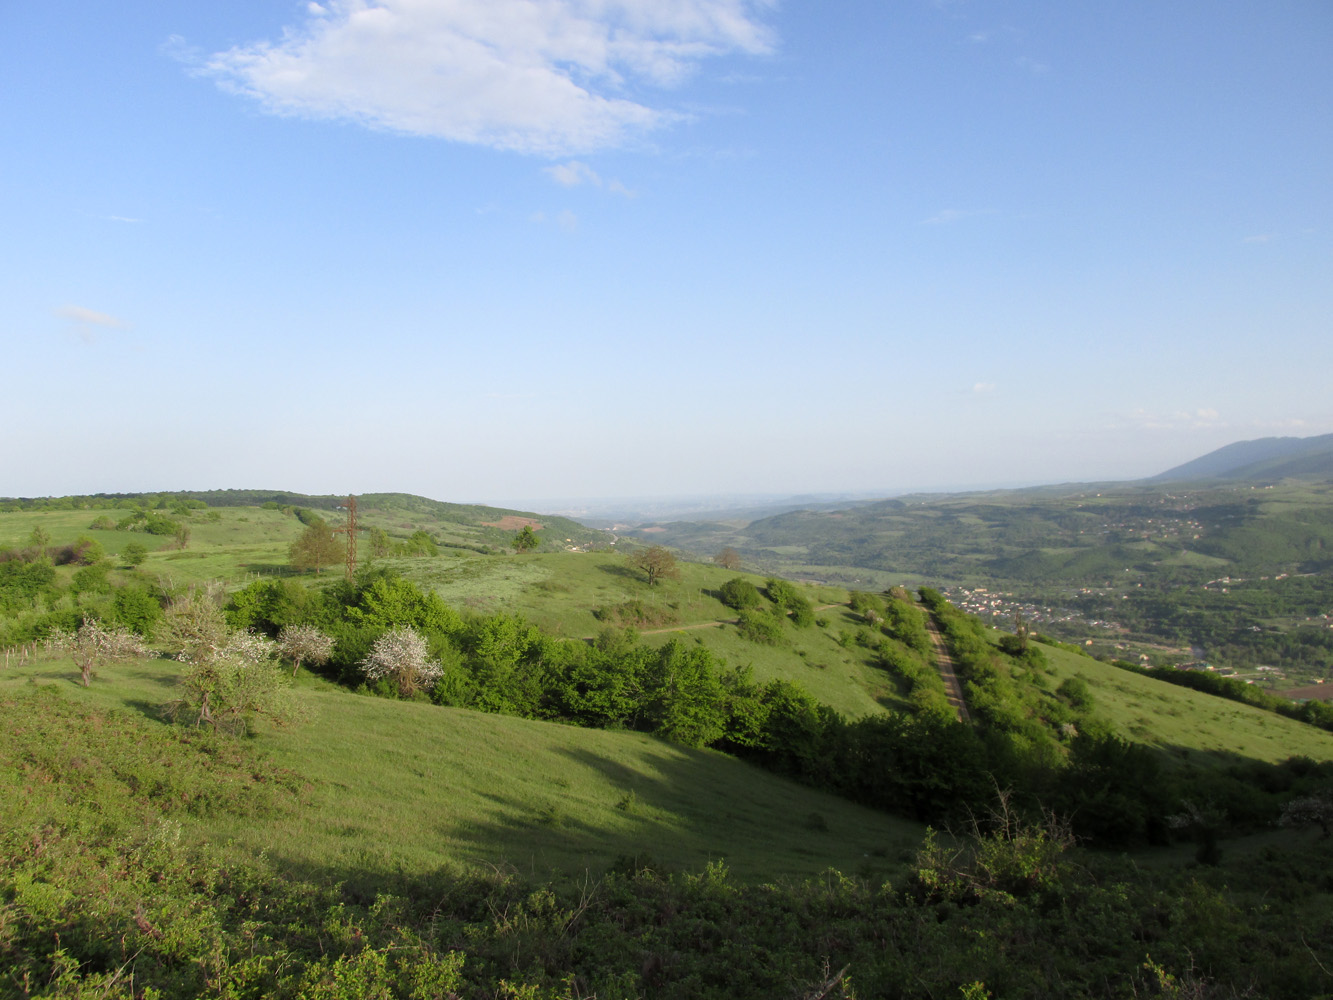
[
  {"x1": 513, "y1": 525, "x2": 539, "y2": 552},
  {"x1": 369, "y1": 527, "x2": 391, "y2": 558},
  {"x1": 359, "y1": 626, "x2": 442, "y2": 698},
  {"x1": 72, "y1": 535, "x2": 105, "y2": 566},
  {"x1": 1280, "y1": 793, "x2": 1333, "y2": 838},
  {"x1": 400, "y1": 529, "x2": 439, "y2": 557},
  {"x1": 714, "y1": 547, "x2": 741, "y2": 571},
  {"x1": 54, "y1": 619, "x2": 150, "y2": 687},
  {"x1": 277, "y1": 623, "x2": 335, "y2": 677},
  {"x1": 718, "y1": 577, "x2": 762, "y2": 610},
  {"x1": 629, "y1": 545, "x2": 680, "y2": 586},
  {"x1": 289, "y1": 519, "x2": 342, "y2": 574},
  {"x1": 122, "y1": 541, "x2": 149, "y2": 568},
  {"x1": 159, "y1": 594, "x2": 292, "y2": 734}
]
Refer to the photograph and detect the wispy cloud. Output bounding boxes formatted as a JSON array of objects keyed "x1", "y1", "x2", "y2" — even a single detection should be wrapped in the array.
[
  {"x1": 543, "y1": 160, "x2": 636, "y2": 196},
  {"x1": 545, "y1": 161, "x2": 601, "y2": 187},
  {"x1": 529, "y1": 209, "x2": 579, "y2": 231},
  {"x1": 105, "y1": 215, "x2": 142, "y2": 224},
  {"x1": 203, "y1": 0, "x2": 776, "y2": 156},
  {"x1": 1119, "y1": 407, "x2": 1225, "y2": 431},
  {"x1": 55, "y1": 305, "x2": 130, "y2": 344},
  {"x1": 1243, "y1": 233, "x2": 1275, "y2": 244},
  {"x1": 971, "y1": 382, "x2": 996, "y2": 395}
]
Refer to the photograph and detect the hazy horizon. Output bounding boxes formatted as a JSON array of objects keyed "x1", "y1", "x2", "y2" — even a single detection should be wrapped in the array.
[{"x1": 4, "y1": 2, "x2": 1330, "y2": 502}]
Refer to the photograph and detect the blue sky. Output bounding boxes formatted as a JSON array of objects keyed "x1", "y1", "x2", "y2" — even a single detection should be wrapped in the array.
[{"x1": 3, "y1": 1, "x2": 1330, "y2": 507}]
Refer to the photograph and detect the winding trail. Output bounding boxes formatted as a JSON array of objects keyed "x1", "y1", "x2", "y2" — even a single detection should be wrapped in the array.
[{"x1": 921, "y1": 610, "x2": 972, "y2": 723}]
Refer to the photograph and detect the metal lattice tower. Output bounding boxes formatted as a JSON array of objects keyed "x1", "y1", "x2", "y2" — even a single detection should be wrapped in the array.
[{"x1": 336, "y1": 495, "x2": 357, "y2": 580}]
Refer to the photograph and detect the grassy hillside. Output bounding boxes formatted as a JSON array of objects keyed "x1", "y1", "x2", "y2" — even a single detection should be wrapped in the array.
[
  {"x1": 0, "y1": 500, "x2": 907, "y2": 720},
  {"x1": 1, "y1": 654, "x2": 921, "y2": 886},
  {"x1": 1038, "y1": 641, "x2": 1333, "y2": 764},
  {"x1": 616, "y1": 480, "x2": 1333, "y2": 679},
  {"x1": 9, "y1": 499, "x2": 1333, "y2": 997}
]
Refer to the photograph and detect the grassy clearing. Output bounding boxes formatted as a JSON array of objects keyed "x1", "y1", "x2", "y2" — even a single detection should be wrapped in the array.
[
  {"x1": 0, "y1": 655, "x2": 922, "y2": 888},
  {"x1": 1040, "y1": 642, "x2": 1333, "y2": 764}
]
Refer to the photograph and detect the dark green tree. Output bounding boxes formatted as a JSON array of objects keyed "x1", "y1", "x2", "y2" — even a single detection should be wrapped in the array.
[
  {"x1": 289, "y1": 519, "x2": 341, "y2": 574},
  {"x1": 513, "y1": 525, "x2": 539, "y2": 552},
  {"x1": 718, "y1": 577, "x2": 762, "y2": 610}
]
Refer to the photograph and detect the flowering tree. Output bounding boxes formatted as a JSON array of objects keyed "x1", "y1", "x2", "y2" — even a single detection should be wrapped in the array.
[
  {"x1": 277, "y1": 624, "x2": 335, "y2": 677},
  {"x1": 50, "y1": 620, "x2": 150, "y2": 687},
  {"x1": 160, "y1": 594, "x2": 291, "y2": 734},
  {"x1": 360, "y1": 626, "x2": 442, "y2": 698}
]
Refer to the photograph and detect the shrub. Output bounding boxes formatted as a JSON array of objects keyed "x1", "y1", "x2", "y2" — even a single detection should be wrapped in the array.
[
  {"x1": 718, "y1": 577, "x2": 762, "y2": 610},
  {"x1": 277, "y1": 624, "x2": 336, "y2": 677},
  {"x1": 737, "y1": 607, "x2": 786, "y2": 645},
  {"x1": 359, "y1": 626, "x2": 442, "y2": 698}
]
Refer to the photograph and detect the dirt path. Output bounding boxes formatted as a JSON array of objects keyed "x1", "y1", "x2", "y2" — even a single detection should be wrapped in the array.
[
  {"x1": 921, "y1": 611, "x2": 971, "y2": 723},
  {"x1": 611, "y1": 604, "x2": 847, "y2": 638}
]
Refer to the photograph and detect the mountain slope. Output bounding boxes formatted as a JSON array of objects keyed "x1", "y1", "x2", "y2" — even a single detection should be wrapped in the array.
[{"x1": 1151, "y1": 432, "x2": 1333, "y2": 483}]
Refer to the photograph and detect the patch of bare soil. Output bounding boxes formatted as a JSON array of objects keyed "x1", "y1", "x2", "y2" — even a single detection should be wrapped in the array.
[{"x1": 482, "y1": 516, "x2": 544, "y2": 530}]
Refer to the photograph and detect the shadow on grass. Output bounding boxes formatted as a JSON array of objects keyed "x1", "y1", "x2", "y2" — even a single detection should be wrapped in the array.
[
  {"x1": 124, "y1": 698, "x2": 170, "y2": 722},
  {"x1": 595, "y1": 563, "x2": 645, "y2": 584},
  {"x1": 239, "y1": 563, "x2": 303, "y2": 577},
  {"x1": 254, "y1": 734, "x2": 917, "y2": 903}
]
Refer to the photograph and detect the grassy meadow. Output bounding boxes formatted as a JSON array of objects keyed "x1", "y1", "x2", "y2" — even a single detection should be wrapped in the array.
[
  {"x1": 1040, "y1": 642, "x2": 1333, "y2": 764},
  {"x1": 1, "y1": 652, "x2": 921, "y2": 888}
]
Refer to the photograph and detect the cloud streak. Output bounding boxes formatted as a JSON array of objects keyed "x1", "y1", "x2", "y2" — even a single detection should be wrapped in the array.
[
  {"x1": 1119, "y1": 407, "x2": 1225, "y2": 431},
  {"x1": 543, "y1": 159, "x2": 635, "y2": 195},
  {"x1": 55, "y1": 305, "x2": 131, "y2": 344},
  {"x1": 205, "y1": 0, "x2": 776, "y2": 156}
]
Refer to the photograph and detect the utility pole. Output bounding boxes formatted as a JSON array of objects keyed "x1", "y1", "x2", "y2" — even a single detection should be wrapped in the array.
[{"x1": 334, "y1": 495, "x2": 357, "y2": 581}]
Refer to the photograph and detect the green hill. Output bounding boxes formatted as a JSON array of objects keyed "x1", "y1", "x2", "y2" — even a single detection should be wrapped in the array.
[
  {"x1": 1, "y1": 653, "x2": 920, "y2": 886},
  {"x1": 8, "y1": 496, "x2": 1333, "y2": 997},
  {"x1": 1038, "y1": 641, "x2": 1333, "y2": 764}
]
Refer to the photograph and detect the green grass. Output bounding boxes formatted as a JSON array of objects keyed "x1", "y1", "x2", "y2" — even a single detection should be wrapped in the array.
[
  {"x1": 0, "y1": 655, "x2": 923, "y2": 887},
  {"x1": 1039, "y1": 642, "x2": 1333, "y2": 764}
]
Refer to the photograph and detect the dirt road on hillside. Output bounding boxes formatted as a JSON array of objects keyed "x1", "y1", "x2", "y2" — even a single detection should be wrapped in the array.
[{"x1": 921, "y1": 611, "x2": 971, "y2": 723}]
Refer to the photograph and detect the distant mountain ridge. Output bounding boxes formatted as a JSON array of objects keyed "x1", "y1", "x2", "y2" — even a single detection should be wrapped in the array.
[{"x1": 1150, "y1": 432, "x2": 1333, "y2": 483}]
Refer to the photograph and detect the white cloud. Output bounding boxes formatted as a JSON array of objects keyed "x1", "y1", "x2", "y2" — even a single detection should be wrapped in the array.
[
  {"x1": 972, "y1": 382, "x2": 996, "y2": 394},
  {"x1": 204, "y1": 0, "x2": 776, "y2": 155},
  {"x1": 545, "y1": 160, "x2": 601, "y2": 186},
  {"x1": 55, "y1": 305, "x2": 130, "y2": 344}
]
